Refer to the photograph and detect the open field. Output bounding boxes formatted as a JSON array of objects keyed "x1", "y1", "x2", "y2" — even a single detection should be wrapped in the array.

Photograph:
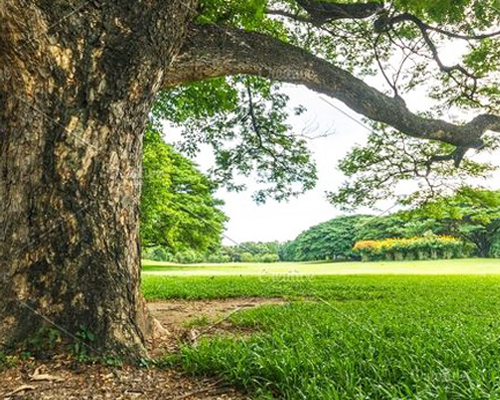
[
  {"x1": 142, "y1": 261, "x2": 500, "y2": 399},
  {"x1": 142, "y1": 258, "x2": 500, "y2": 276}
]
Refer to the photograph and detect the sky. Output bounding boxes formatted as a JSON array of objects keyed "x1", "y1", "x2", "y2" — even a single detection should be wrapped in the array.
[
  {"x1": 212, "y1": 85, "x2": 375, "y2": 244},
  {"x1": 164, "y1": 83, "x2": 500, "y2": 246}
]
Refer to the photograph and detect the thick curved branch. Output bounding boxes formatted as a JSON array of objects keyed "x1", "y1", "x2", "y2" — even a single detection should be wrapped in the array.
[
  {"x1": 296, "y1": 0, "x2": 384, "y2": 24},
  {"x1": 164, "y1": 25, "x2": 500, "y2": 148}
]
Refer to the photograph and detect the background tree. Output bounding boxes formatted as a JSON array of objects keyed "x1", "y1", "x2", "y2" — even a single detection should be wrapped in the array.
[
  {"x1": 282, "y1": 215, "x2": 371, "y2": 261},
  {"x1": 141, "y1": 127, "x2": 227, "y2": 253},
  {"x1": 221, "y1": 241, "x2": 283, "y2": 262},
  {"x1": 356, "y1": 212, "x2": 445, "y2": 241},
  {"x1": 284, "y1": 189, "x2": 500, "y2": 262},
  {"x1": 281, "y1": 213, "x2": 439, "y2": 262},
  {"x1": 2, "y1": 0, "x2": 500, "y2": 357},
  {"x1": 416, "y1": 189, "x2": 500, "y2": 257}
]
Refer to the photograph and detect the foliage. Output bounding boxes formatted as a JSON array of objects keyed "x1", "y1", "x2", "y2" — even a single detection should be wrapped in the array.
[
  {"x1": 153, "y1": 76, "x2": 317, "y2": 203},
  {"x1": 142, "y1": 241, "x2": 285, "y2": 264},
  {"x1": 281, "y1": 188, "x2": 500, "y2": 263},
  {"x1": 280, "y1": 213, "x2": 445, "y2": 262},
  {"x1": 198, "y1": 0, "x2": 267, "y2": 29},
  {"x1": 173, "y1": 250, "x2": 205, "y2": 264},
  {"x1": 356, "y1": 211, "x2": 445, "y2": 241},
  {"x1": 260, "y1": 253, "x2": 281, "y2": 263},
  {"x1": 140, "y1": 127, "x2": 227, "y2": 253},
  {"x1": 205, "y1": 253, "x2": 232, "y2": 263},
  {"x1": 415, "y1": 188, "x2": 500, "y2": 257},
  {"x1": 328, "y1": 126, "x2": 498, "y2": 209},
  {"x1": 222, "y1": 241, "x2": 283, "y2": 262},
  {"x1": 142, "y1": 247, "x2": 173, "y2": 263},
  {"x1": 281, "y1": 215, "x2": 374, "y2": 261},
  {"x1": 354, "y1": 235, "x2": 466, "y2": 261},
  {"x1": 491, "y1": 236, "x2": 500, "y2": 257},
  {"x1": 0, "y1": 351, "x2": 22, "y2": 372},
  {"x1": 231, "y1": 251, "x2": 281, "y2": 263},
  {"x1": 155, "y1": 0, "x2": 500, "y2": 208}
]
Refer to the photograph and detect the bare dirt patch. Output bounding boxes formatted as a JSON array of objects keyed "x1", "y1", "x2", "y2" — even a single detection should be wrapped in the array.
[
  {"x1": 149, "y1": 297, "x2": 285, "y2": 330},
  {"x1": 0, "y1": 360, "x2": 249, "y2": 400},
  {"x1": 148, "y1": 298, "x2": 285, "y2": 354}
]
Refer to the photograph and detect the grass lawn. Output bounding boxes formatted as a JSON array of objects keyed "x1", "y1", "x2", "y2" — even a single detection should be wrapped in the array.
[
  {"x1": 142, "y1": 261, "x2": 500, "y2": 400},
  {"x1": 142, "y1": 258, "x2": 500, "y2": 275}
]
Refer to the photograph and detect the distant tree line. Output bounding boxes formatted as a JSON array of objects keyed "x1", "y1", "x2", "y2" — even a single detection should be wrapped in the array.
[
  {"x1": 142, "y1": 156, "x2": 500, "y2": 263},
  {"x1": 281, "y1": 189, "x2": 500, "y2": 262},
  {"x1": 144, "y1": 241, "x2": 282, "y2": 264}
]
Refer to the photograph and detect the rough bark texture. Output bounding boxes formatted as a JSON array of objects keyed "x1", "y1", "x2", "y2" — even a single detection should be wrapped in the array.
[
  {"x1": 165, "y1": 25, "x2": 500, "y2": 149},
  {"x1": 0, "y1": 0, "x2": 194, "y2": 358}
]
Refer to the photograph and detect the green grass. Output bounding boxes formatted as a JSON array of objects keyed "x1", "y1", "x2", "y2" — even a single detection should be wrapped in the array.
[
  {"x1": 142, "y1": 274, "x2": 393, "y2": 301},
  {"x1": 143, "y1": 263, "x2": 500, "y2": 399},
  {"x1": 142, "y1": 258, "x2": 500, "y2": 276}
]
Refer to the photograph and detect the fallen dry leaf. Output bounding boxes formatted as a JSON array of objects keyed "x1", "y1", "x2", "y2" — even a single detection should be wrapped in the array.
[
  {"x1": 5, "y1": 384, "x2": 36, "y2": 397},
  {"x1": 31, "y1": 367, "x2": 64, "y2": 383}
]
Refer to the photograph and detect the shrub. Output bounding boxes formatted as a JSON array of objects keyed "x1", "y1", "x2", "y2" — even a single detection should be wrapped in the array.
[
  {"x1": 174, "y1": 250, "x2": 203, "y2": 264},
  {"x1": 260, "y1": 253, "x2": 280, "y2": 263},
  {"x1": 205, "y1": 254, "x2": 231, "y2": 263},
  {"x1": 151, "y1": 248, "x2": 171, "y2": 262},
  {"x1": 240, "y1": 252, "x2": 255, "y2": 263},
  {"x1": 491, "y1": 235, "x2": 500, "y2": 258},
  {"x1": 353, "y1": 236, "x2": 465, "y2": 262},
  {"x1": 206, "y1": 254, "x2": 223, "y2": 263}
]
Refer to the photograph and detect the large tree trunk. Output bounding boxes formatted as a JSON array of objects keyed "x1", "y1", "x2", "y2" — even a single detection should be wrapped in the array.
[{"x1": 0, "y1": 0, "x2": 193, "y2": 358}]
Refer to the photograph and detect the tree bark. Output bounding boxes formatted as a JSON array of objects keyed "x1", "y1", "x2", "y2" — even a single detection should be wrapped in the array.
[{"x1": 0, "y1": 0, "x2": 194, "y2": 358}]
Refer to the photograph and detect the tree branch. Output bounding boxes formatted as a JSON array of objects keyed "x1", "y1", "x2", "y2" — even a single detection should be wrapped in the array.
[
  {"x1": 164, "y1": 24, "x2": 500, "y2": 148},
  {"x1": 266, "y1": 9, "x2": 313, "y2": 24},
  {"x1": 425, "y1": 147, "x2": 469, "y2": 176},
  {"x1": 271, "y1": 3, "x2": 492, "y2": 103},
  {"x1": 381, "y1": 12, "x2": 500, "y2": 41},
  {"x1": 296, "y1": 0, "x2": 384, "y2": 24},
  {"x1": 394, "y1": 14, "x2": 477, "y2": 77},
  {"x1": 374, "y1": 12, "x2": 481, "y2": 100}
]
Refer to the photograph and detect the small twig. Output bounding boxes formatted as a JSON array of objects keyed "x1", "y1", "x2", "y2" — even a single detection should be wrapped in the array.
[
  {"x1": 190, "y1": 307, "x2": 244, "y2": 342},
  {"x1": 376, "y1": 11, "x2": 482, "y2": 99},
  {"x1": 373, "y1": 33, "x2": 399, "y2": 96},
  {"x1": 266, "y1": 9, "x2": 313, "y2": 24},
  {"x1": 386, "y1": 12, "x2": 500, "y2": 41},
  {"x1": 173, "y1": 379, "x2": 225, "y2": 400}
]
